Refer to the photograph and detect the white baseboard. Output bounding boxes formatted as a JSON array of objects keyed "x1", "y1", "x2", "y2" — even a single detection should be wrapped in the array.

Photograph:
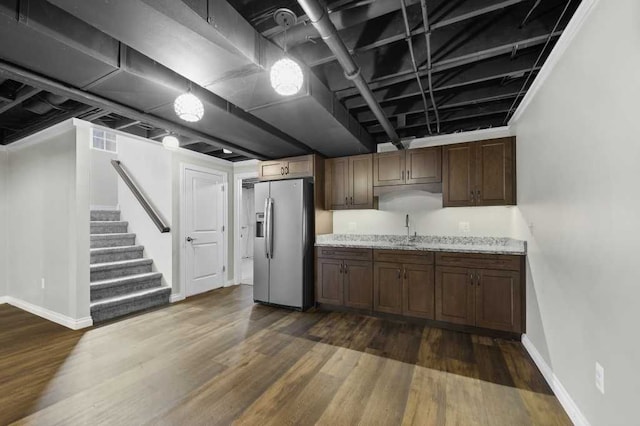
[
  {"x1": 522, "y1": 334, "x2": 591, "y2": 426},
  {"x1": 225, "y1": 279, "x2": 236, "y2": 287},
  {"x1": 0, "y1": 296, "x2": 8, "y2": 304},
  {"x1": 5, "y1": 297, "x2": 93, "y2": 330},
  {"x1": 170, "y1": 293, "x2": 185, "y2": 303}
]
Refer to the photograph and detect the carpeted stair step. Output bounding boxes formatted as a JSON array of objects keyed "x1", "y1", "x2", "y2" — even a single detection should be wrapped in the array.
[
  {"x1": 91, "y1": 233, "x2": 136, "y2": 248},
  {"x1": 90, "y1": 258, "x2": 153, "y2": 282},
  {"x1": 90, "y1": 286, "x2": 171, "y2": 323},
  {"x1": 90, "y1": 221, "x2": 128, "y2": 234},
  {"x1": 91, "y1": 210, "x2": 120, "y2": 221},
  {"x1": 90, "y1": 272, "x2": 163, "y2": 301},
  {"x1": 90, "y1": 245, "x2": 144, "y2": 264}
]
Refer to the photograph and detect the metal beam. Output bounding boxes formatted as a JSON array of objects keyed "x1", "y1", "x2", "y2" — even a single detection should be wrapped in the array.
[
  {"x1": 0, "y1": 86, "x2": 40, "y2": 115},
  {"x1": 335, "y1": 32, "x2": 561, "y2": 99},
  {"x1": 147, "y1": 128, "x2": 170, "y2": 140},
  {"x1": 294, "y1": 0, "x2": 528, "y2": 67},
  {"x1": 78, "y1": 108, "x2": 111, "y2": 122},
  {"x1": 0, "y1": 59, "x2": 267, "y2": 158},
  {"x1": 113, "y1": 118, "x2": 141, "y2": 130}
]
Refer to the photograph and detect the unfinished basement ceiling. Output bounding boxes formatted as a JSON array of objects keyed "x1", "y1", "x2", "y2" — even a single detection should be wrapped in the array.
[
  {"x1": 229, "y1": 0, "x2": 581, "y2": 141},
  {"x1": 0, "y1": 0, "x2": 581, "y2": 159}
]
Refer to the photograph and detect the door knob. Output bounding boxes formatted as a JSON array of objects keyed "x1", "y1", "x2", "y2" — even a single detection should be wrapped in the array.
[{"x1": 186, "y1": 236, "x2": 196, "y2": 242}]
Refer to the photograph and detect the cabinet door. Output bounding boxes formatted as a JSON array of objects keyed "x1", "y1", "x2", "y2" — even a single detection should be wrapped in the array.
[
  {"x1": 406, "y1": 146, "x2": 442, "y2": 184},
  {"x1": 435, "y1": 266, "x2": 475, "y2": 326},
  {"x1": 475, "y1": 269, "x2": 521, "y2": 332},
  {"x1": 286, "y1": 155, "x2": 314, "y2": 178},
  {"x1": 373, "y1": 151, "x2": 405, "y2": 186},
  {"x1": 442, "y1": 143, "x2": 475, "y2": 207},
  {"x1": 326, "y1": 158, "x2": 349, "y2": 210},
  {"x1": 349, "y1": 154, "x2": 374, "y2": 209},
  {"x1": 316, "y1": 258, "x2": 344, "y2": 305},
  {"x1": 475, "y1": 138, "x2": 515, "y2": 206},
  {"x1": 344, "y1": 260, "x2": 373, "y2": 309},
  {"x1": 259, "y1": 160, "x2": 287, "y2": 180},
  {"x1": 403, "y1": 263, "x2": 435, "y2": 319},
  {"x1": 373, "y1": 262, "x2": 403, "y2": 314}
]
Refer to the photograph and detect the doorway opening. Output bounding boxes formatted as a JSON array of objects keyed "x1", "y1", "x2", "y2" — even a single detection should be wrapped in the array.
[{"x1": 234, "y1": 173, "x2": 258, "y2": 285}]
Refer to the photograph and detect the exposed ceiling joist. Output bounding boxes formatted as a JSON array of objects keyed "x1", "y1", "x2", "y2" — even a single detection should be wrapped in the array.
[
  {"x1": 294, "y1": 0, "x2": 528, "y2": 67},
  {"x1": 113, "y1": 118, "x2": 141, "y2": 130},
  {"x1": 0, "y1": 86, "x2": 41, "y2": 115}
]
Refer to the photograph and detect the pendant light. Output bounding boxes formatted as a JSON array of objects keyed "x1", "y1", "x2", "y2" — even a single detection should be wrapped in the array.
[
  {"x1": 270, "y1": 9, "x2": 303, "y2": 96},
  {"x1": 162, "y1": 134, "x2": 180, "y2": 150},
  {"x1": 174, "y1": 85, "x2": 204, "y2": 122}
]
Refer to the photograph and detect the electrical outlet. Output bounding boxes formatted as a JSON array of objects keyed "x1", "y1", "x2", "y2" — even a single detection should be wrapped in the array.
[
  {"x1": 595, "y1": 362, "x2": 605, "y2": 394},
  {"x1": 41, "y1": 278, "x2": 45, "y2": 289},
  {"x1": 458, "y1": 221, "x2": 471, "y2": 233}
]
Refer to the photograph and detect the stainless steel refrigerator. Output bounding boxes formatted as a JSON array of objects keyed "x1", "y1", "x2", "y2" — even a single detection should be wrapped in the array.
[{"x1": 254, "y1": 179, "x2": 314, "y2": 310}]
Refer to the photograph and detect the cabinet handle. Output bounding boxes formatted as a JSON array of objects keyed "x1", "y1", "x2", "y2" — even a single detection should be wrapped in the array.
[
  {"x1": 402, "y1": 170, "x2": 405, "y2": 181},
  {"x1": 476, "y1": 272, "x2": 481, "y2": 286},
  {"x1": 339, "y1": 263, "x2": 343, "y2": 274},
  {"x1": 471, "y1": 191, "x2": 475, "y2": 203},
  {"x1": 345, "y1": 197, "x2": 348, "y2": 205},
  {"x1": 397, "y1": 269, "x2": 401, "y2": 279},
  {"x1": 350, "y1": 196, "x2": 353, "y2": 205},
  {"x1": 470, "y1": 273, "x2": 474, "y2": 285},
  {"x1": 345, "y1": 264, "x2": 348, "y2": 274},
  {"x1": 281, "y1": 167, "x2": 284, "y2": 175},
  {"x1": 404, "y1": 268, "x2": 407, "y2": 279},
  {"x1": 286, "y1": 166, "x2": 290, "y2": 175}
]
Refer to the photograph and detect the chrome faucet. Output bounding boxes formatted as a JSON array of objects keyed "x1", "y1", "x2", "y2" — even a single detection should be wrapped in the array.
[{"x1": 405, "y1": 214, "x2": 410, "y2": 243}]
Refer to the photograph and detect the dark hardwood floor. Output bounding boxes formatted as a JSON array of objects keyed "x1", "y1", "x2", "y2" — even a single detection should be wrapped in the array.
[{"x1": 0, "y1": 285, "x2": 570, "y2": 425}]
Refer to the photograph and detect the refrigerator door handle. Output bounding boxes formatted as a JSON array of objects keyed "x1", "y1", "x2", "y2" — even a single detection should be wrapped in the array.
[
  {"x1": 267, "y1": 197, "x2": 274, "y2": 259},
  {"x1": 264, "y1": 198, "x2": 270, "y2": 258}
]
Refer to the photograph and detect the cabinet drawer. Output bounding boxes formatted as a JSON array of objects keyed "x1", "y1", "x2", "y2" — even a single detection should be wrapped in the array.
[
  {"x1": 435, "y1": 252, "x2": 521, "y2": 271},
  {"x1": 374, "y1": 249, "x2": 434, "y2": 265},
  {"x1": 317, "y1": 247, "x2": 373, "y2": 261}
]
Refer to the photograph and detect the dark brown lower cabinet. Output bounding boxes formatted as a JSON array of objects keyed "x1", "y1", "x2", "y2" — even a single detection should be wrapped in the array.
[
  {"x1": 373, "y1": 253, "x2": 435, "y2": 319},
  {"x1": 403, "y1": 263, "x2": 435, "y2": 319},
  {"x1": 344, "y1": 260, "x2": 374, "y2": 309},
  {"x1": 435, "y1": 265, "x2": 522, "y2": 333},
  {"x1": 373, "y1": 263, "x2": 403, "y2": 314},
  {"x1": 435, "y1": 266, "x2": 475, "y2": 326},
  {"x1": 316, "y1": 258, "x2": 344, "y2": 305},
  {"x1": 316, "y1": 248, "x2": 373, "y2": 309}
]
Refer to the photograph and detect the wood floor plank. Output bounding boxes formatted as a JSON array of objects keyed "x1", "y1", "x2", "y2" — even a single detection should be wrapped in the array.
[{"x1": 0, "y1": 285, "x2": 571, "y2": 425}]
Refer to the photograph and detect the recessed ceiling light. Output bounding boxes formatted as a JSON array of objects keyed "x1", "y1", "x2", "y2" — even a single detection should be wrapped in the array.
[
  {"x1": 162, "y1": 135, "x2": 179, "y2": 150},
  {"x1": 223, "y1": 148, "x2": 232, "y2": 154},
  {"x1": 174, "y1": 92, "x2": 204, "y2": 122}
]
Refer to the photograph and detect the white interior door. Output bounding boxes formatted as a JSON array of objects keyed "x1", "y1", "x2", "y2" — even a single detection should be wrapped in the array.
[{"x1": 184, "y1": 167, "x2": 225, "y2": 297}]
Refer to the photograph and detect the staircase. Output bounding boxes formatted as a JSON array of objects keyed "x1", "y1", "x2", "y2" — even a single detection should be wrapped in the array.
[{"x1": 90, "y1": 210, "x2": 171, "y2": 323}]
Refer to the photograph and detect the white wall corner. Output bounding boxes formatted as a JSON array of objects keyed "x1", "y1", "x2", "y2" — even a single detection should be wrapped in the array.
[
  {"x1": 5, "y1": 297, "x2": 93, "y2": 330},
  {"x1": 6, "y1": 119, "x2": 77, "y2": 152},
  {"x1": 522, "y1": 334, "x2": 592, "y2": 426},
  {"x1": 509, "y1": 0, "x2": 600, "y2": 125},
  {"x1": 0, "y1": 145, "x2": 7, "y2": 152}
]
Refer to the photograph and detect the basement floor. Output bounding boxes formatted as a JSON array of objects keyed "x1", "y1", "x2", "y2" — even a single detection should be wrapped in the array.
[{"x1": 0, "y1": 285, "x2": 570, "y2": 425}]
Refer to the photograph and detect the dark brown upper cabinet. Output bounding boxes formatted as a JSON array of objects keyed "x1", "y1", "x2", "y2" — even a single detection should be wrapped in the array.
[
  {"x1": 373, "y1": 146, "x2": 442, "y2": 187},
  {"x1": 443, "y1": 137, "x2": 515, "y2": 207},
  {"x1": 258, "y1": 154, "x2": 315, "y2": 181},
  {"x1": 326, "y1": 154, "x2": 374, "y2": 210}
]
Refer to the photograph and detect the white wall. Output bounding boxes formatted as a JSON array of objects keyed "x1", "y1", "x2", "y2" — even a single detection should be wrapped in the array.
[
  {"x1": 0, "y1": 149, "x2": 7, "y2": 298},
  {"x1": 5, "y1": 124, "x2": 90, "y2": 323},
  {"x1": 333, "y1": 191, "x2": 519, "y2": 237},
  {"x1": 90, "y1": 148, "x2": 118, "y2": 209},
  {"x1": 512, "y1": 0, "x2": 638, "y2": 423},
  {"x1": 240, "y1": 186, "x2": 255, "y2": 258},
  {"x1": 115, "y1": 134, "x2": 173, "y2": 290}
]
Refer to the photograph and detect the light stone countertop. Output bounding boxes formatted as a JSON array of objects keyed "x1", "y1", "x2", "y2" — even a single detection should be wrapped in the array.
[{"x1": 315, "y1": 234, "x2": 527, "y2": 255}]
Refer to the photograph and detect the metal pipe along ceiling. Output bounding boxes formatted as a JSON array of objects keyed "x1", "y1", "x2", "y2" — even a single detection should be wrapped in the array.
[{"x1": 296, "y1": 0, "x2": 403, "y2": 150}]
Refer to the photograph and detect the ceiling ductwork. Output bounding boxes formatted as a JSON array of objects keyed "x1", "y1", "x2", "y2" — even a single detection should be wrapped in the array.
[
  {"x1": 0, "y1": 0, "x2": 316, "y2": 158},
  {"x1": 47, "y1": 0, "x2": 375, "y2": 157}
]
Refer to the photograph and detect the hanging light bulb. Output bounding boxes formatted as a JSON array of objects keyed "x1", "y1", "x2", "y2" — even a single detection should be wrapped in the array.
[
  {"x1": 162, "y1": 135, "x2": 180, "y2": 150},
  {"x1": 270, "y1": 58, "x2": 303, "y2": 96},
  {"x1": 270, "y1": 9, "x2": 303, "y2": 96},
  {"x1": 174, "y1": 92, "x2": 204, "y2": 122}
]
